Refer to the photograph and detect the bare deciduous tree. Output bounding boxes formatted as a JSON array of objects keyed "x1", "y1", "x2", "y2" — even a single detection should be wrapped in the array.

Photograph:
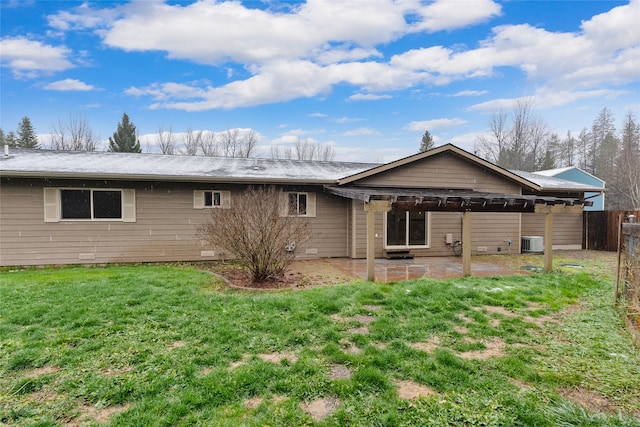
[
  {"x1": 199, "y1": 131, "x2": 219, "y2": 156},
  {"x1": 183, "y1": 128, "x2": 202, "y2": 155},
  {"x1": 50, "y1": 114, "x2": 99, "y2": 151},
  {"x1": 197, "y1": 186, "x2": 311, "y2": 282},
  {"x1": 475, "y1": 98, "x2": 549, "y2": 171},
  {"x1": 156, "y1": 124, "x2": 176, "y2": 155},
  {"x1": 271, "y1": 138, "x2": 335, "y2": 161},
  {"x1": 218, "y1": 128, "x2": 259, "y2": 158}
]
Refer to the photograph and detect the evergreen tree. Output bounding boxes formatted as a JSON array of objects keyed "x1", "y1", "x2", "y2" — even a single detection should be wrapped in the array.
[
  {"x1": 419, "y1": 130, "x2": 434, "y2": 152},
  {"x1": 6, "y1": 131, "x2": 18, "y2": 148},
  {"x1": 16, "y1": 116, "x2": 39, "y2": 148},
  {"x1": 108, "y1": 113, "x2": 141, "y2": 153},
  {"x1": 0, "y1": 128, "x2": 5, "y2": 147}
]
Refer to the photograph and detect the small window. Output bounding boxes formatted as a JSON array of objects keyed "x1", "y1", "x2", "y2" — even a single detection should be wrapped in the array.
[
  {"x1": 288, "y1": 192, "x2": 307, "y2": 216},
  {"x1": 194, "y1": 190, "x2": 230, "y2": 209},
  {"x1": 204, "y1": 191, "x2": 222, "y2": 207},
  {"x1": 281, "y1": 191, "x2": 316, "y2": 217}
]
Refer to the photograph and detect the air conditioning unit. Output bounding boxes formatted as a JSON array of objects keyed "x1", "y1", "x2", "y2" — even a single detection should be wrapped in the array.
[{"x1": 521, "y1": 236, "x2": 544, "y2": 253}]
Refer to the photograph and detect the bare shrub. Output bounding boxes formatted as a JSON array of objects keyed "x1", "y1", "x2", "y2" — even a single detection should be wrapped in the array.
[{"x1": 198, "y1": 186, "x2": 311, "y2": 282}]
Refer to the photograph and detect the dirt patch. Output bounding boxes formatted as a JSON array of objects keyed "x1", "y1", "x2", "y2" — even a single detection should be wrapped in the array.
[
  {"x1": 330, "y1": 314, "x2": 375, "y2": 324},
  {"x1": 68, "y1": 403, "x2": 131, "y2": 426},
  {"x1": 411, "y1": 336, "x2": 441, "y2": 353},
  {"x1": 257, "y1": 352, "x2": 297, "y2": 364},
  {"x1": 329, "y1": 364, "x2": 352, "y2": 380},
  {"x1": 102, "y1": 367, "x2": 132, "y2": 376},
  {"x1": 348, "y1": 325, "x2": 370, "y2": 335},
  {"x1": 457, "y1": 338, "x2": 506, "y2": 360},
  {"x1": 453, "y1": 325, "x2": 469, "y2": 334},
  {"x1": 244, "y1": 397, "x2": 264, "y2": 409},
  {"x1": 560, "y1": 387, "x2": 624, "y2": 416},
  {"x1": 229, "y1": 355, "x2": 250, "y2": 370},
  {"x1": 339, "y1": 338, "x2": 361, "y2": 354},
  {"x1": 25, "y1": 365, "x2": 59, "y2": 378},
  {"x1": 300, "y1": 397, "x2": 340, "y2": 421},
  {"x1": 394, "y1": 379, "x2": 437, "y2": 399},
  {"x1": 168, "y1": 340, "x2": 186, "y2": 350},
  {"x1": 477, "y1": 305, "x2": 553, "y2": 327},
  {"x1": 456, "y1": 313, "x2": 474, "y2": 323}
]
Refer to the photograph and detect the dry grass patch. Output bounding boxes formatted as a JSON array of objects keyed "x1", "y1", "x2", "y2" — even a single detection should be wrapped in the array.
[
  {"x1": 68, "y1": 403, "x2": 131, "y2": 426},
  {"x1": 410, "y1": 336, "x2": 441, "y2": 353},
  {"x1": 339, "y1": 338, "x2": 361, "y2": 354},
  {"x1": 457, "y1": 338, "x2": 506, "y2": 360},
  {"x1": 560, "y1": 387, "x2": 626, "y2": 416},
  {"x1": 168, "y1": 340, "x2": 186, "y2": 350},
  {"x1": 329, "y1": 364, "x2": 352, "y2": 380},
  {"x1": 477, "y1": 305, "x2": 554, "y2": 327},
  {"x1": 257, "y1": 352, "x2": 297, "y2": 364},
  {"x1": 25, "y1": 365, "x2": 59, "y2": 378},
  {"x1": 101, "y1": 366, "x2": 132, "y2": 376},
  {"x1": 394, "y1": 379, "x2": 438, "y2": 400},
  {"x1": 300, "y1": 397, "x2": 340, "y2": 422}
]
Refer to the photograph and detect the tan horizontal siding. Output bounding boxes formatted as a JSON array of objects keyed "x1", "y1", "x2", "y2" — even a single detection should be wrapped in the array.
[
  {"x1": 521, "y1": 213, "x2": 582, "y2": 247},
  {"x1": 353, "y1": 152, "x2": 521, "y2": 194},
  {"x1": 296, "y1": 192, "x2": 350, "y2": 259},
  {"x1": 1, "y1": 178, "x2": 353, "y2": 266}
]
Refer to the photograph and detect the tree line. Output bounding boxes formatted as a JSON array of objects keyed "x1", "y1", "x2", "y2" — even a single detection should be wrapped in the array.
[
  {"x1": 467, "y1": 100, "x2": 639, "y2": 209},
  {"x1": 3, "y1": 107, "x2": 637, "y2": 208},
  {"x1": 0, "y1": 113, "x2": 335, "y2": 161}
]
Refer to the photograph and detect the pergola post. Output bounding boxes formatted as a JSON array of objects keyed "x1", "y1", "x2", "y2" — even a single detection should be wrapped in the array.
[
  {"x1": 535, "y1": 204, "x2": 583, "y2": 272},
  {"x1": 544, "y1": 211, "x2": 554, "y2": 272},
  {"x1": 462, "y1": 211, "x2": 472, "y2": 276},
  {"x1": 364, "y1": 200, "x2": 391, "y2": 282}
]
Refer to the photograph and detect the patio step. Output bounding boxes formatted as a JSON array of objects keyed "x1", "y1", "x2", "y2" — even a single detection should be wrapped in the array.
[{"x1": 384, "y1": 250, "x2": 414, "y2": 260}]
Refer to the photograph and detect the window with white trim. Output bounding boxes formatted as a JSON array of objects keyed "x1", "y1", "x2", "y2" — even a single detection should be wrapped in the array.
[
  {"x1": 384, "y1": 210, "x2": 430, "y2": 249},
  {"x1": 43, "y1": 188, "x2": 136, "y2": 222},
  {"x1": 281, "y1": 192, "x2": 316, "y2": 217},
  {"x1": 194, "y1": 190, "x2": 231, "y2": 209}
]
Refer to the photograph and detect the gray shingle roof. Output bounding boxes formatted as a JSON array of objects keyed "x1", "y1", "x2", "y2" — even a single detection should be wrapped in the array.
[
  {"x1": 0, "y1": 149, "x2": 378, "y2": 184},
  {"x1": 0, "y1": 148, "x2": 602, "y2": 193}
]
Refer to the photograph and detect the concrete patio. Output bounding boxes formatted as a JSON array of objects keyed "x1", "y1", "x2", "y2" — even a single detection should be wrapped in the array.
[{"x1": 292, "y1": 256, "x2": 528, "y2": 283}]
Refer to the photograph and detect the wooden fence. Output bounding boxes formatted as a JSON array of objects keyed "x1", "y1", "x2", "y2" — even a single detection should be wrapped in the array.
[
  {"x1": 584, "y1": 210, "x2": 640, "y2": 251},
  {"x1": 617, "y1": 218, "x2": 640, "y2": 347}
]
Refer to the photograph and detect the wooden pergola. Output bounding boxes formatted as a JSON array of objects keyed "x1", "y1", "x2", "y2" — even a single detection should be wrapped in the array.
[{"x1": 325, "y1": 186, "x2": 591, "y2": 281}]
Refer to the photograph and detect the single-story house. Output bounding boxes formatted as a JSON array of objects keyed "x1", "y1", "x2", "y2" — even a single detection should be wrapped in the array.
[
  {"x1": 535, "y1": 166, "x2": 606, "y2": 211},
  {"x1": 0, "y1": 144, "x2": 602, "y2": 278}
]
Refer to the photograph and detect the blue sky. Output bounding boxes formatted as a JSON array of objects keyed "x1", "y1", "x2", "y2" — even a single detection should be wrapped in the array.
[{"x1": 1, "y1": 0, "x2": 639, "y2": 162}]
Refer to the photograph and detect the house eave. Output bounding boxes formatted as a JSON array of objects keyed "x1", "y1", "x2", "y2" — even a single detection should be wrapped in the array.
[{"x1": 0, "y1": 171, "x2": 339, "y2": 185}]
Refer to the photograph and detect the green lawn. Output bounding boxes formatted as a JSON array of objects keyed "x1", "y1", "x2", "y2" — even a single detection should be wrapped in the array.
[{"x1": 1, "y1": 255, "x2": 639, "y2": 426}]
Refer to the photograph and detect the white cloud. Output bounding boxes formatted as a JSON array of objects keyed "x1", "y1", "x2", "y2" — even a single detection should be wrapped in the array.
[
  {"x1": 408, "y1": 0, "x2": 502, "y2": 32},
  {"x1": 0, "y1": 37, "x2": 73, "y2": 78},
  {"x1": 51, "y1": 0, "x2": 638, "y2": 113},
  {"x1": 468, "y1": 89, "x2": 629, "y2": 113},
  {"x1": 44, "y1": 78, "x2": 96, "y2": 91},
  {"x1": 341, "y1": 127, "x2": 380, "y2": 137},
  {"x1": 453, "y1": 90, "x2": 488, "y2": 97},
  {"x1": 349, "y1": 93, "x2": 393, "y2": 101},
  {"x1": 405, "y1": 118, "x2": 467, "y2": 132}
]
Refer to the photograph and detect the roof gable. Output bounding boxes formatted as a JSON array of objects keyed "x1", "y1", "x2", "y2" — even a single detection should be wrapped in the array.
[{"x1": 338, "y1": 143, "x2": 541, "y2": 190}]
